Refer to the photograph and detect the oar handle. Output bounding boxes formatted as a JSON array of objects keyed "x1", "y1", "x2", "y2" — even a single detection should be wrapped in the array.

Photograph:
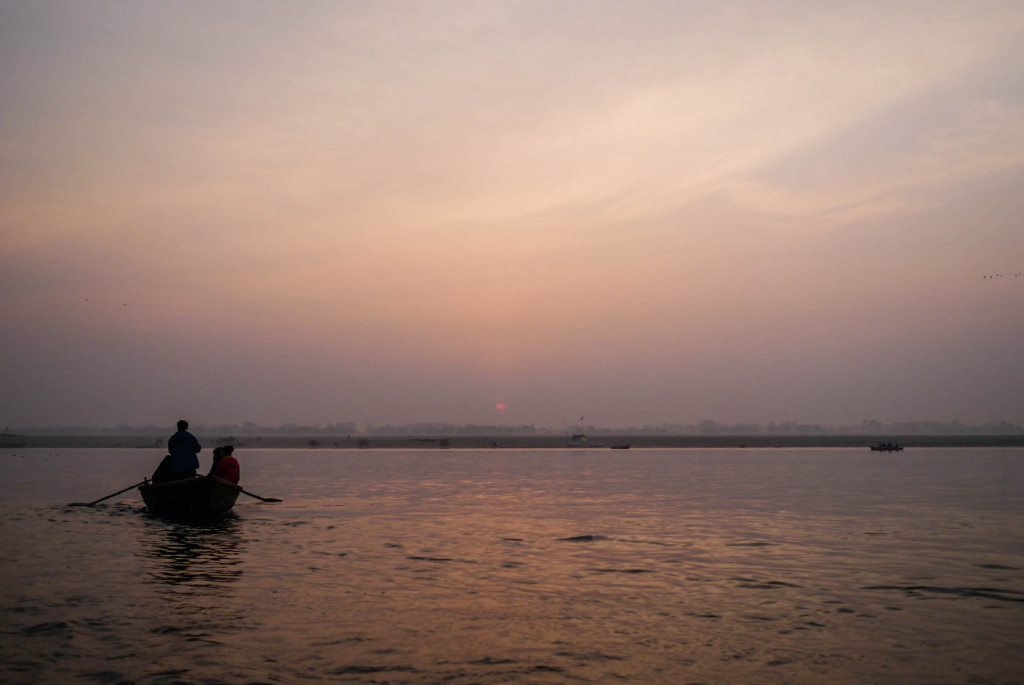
[{"x1": 71, "y1": 480, "x2": 148, "y2": 507}]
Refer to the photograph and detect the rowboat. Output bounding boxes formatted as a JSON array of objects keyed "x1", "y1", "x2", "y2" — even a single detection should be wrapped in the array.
[{"x1": 139, "y1": 475, "x2": 242, "y2": 519}]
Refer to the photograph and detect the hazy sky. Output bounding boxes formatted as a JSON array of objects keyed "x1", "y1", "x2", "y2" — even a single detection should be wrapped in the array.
[{"x1": 2, "y1": 1, "x2": 1023, "y2": 429}]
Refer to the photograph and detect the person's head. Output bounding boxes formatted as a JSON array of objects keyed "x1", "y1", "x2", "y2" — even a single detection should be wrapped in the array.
[
  {"x1": 223, "y1": 445, "x2": 234, "y2": 456},
  {"x1": 212, "y1": 446, "x2": 224, "y2": 460},
  {"x1": 177, "y1": 419, "x2": 188, "y2": 431}
]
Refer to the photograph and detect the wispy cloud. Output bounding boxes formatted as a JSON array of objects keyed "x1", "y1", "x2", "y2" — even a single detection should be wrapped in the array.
[{"x1": 2, "y1": 1, "x2": 1023, "y2": 426}]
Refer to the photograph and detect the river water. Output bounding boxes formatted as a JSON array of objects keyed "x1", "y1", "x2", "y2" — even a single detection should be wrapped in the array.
[{"x1": 1, "y1": 447, "x2": 1023, "y2": 684}]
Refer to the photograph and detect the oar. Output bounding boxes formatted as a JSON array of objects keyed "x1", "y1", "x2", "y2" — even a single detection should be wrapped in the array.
[
  {"x1": 70, "y1": 480, "x2": 147, "y2": 507},
  {"x1": 241, "y1": 488, "x2": 282, "y2": 503}
]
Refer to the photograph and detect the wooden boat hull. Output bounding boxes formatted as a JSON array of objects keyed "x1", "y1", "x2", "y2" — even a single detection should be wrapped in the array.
[{"x1": 139, "y1": 476, "x2": 242, "y2": 519}]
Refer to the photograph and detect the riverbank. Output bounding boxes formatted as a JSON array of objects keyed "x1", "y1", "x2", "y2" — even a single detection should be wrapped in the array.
[{"x1": 9, "y1": 433, "x2": 1024, "y2": 449}]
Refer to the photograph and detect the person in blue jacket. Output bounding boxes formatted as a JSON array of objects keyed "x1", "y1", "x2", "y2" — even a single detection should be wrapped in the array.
[{"x1": 153, "y1": 419, "x2": 202, "y2": 482}]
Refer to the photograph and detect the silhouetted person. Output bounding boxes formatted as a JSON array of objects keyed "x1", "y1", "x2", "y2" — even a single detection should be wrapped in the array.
[
  {"x1": 210, "y1": 445, "x2": 240, "y2": 484},
  {"x1": 151, "y1": 455, "x2": 174, "y2": 482},
  {"x1": 208, "y1": 446, "x2": 225, "y2": 475},
  {"x1": 158, "y1": 419, "x2": 201, "y2": 481}
]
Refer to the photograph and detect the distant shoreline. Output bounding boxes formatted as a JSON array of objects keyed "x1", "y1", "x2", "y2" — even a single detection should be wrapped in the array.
[{"x1": 8, "y1": 434, "x2": 1024, "y2": 449}]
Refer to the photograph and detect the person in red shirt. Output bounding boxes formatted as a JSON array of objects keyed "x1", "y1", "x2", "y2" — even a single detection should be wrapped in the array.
[{"x1": 211, "y1": 445, "x2": 240, "y2": 484}]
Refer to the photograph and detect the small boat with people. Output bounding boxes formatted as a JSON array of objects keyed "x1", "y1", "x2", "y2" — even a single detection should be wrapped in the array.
[
  {"x1": 870, "y1": 441, "x2": 903, "y2": 452},
  {"x1": 139, "y1": 475, "x2": 242, "y2": 519},
  {"x1": 69, "y1": 420, "x2": 281, "y2": 515}
]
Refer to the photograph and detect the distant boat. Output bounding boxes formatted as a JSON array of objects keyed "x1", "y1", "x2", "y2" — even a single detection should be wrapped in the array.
[
  {"x1": 566, "y1": 433, "x2": 606, "y2": 448},
  {"x1": 139, "y1": 476, "x2": 242, "y2": 519},
  {"x1": 870, "y1": 442, "x2": 903, "y2": 452},
  {"x1": 0, "y1": 433, "x2": 26, "y2": 448},
  {"x1": 610, "y1": 444, "x2": 631, "y2": 450}
]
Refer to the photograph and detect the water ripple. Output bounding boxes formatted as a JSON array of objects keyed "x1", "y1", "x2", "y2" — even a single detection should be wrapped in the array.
[{"x1": 863, "y1": 585, "x2": 1024, "y2": 602}]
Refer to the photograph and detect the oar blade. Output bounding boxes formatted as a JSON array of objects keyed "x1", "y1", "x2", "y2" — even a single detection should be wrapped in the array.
[{"x1": 240, "y1": 488, "x2": 282, "y2": 503}]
